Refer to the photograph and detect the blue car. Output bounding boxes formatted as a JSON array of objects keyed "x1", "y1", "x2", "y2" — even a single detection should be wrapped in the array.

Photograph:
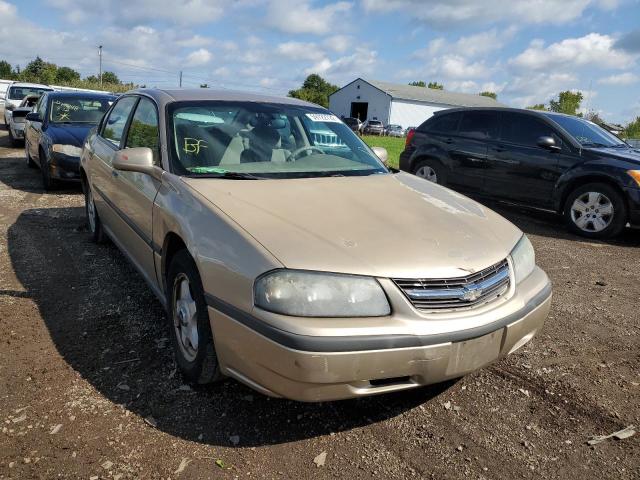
[{"x1": 24, "y1": 91, "x2": 116, "y2": 189}]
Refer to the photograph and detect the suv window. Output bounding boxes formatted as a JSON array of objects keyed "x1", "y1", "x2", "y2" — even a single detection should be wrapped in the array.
[
  {"x1": 125, "y1": 97, "x2": 160, "y2": 165},
  {"x1": 423, "y1": 112, "x2": 461, "y2": 133},
  {"x1": 459, "y1": 111, "x2": 498, "y2": 140},
  {"x1": 501, "y1": 112, "x2": 558, "y2": 147},
  {"x1": 102, "y1": 96, "x2": 138, "y2": 148}
]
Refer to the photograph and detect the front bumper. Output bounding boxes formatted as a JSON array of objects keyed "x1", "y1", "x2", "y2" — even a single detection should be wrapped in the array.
[
  {"x1": 208, "y1": 267, "x2": 552, "y2": 402},
  {"x1": 49, "y1": 153, "x2": 81, "y2": 181},
  {"x1": 624, "y1": 186, "x2": 640, "y2": 226}
]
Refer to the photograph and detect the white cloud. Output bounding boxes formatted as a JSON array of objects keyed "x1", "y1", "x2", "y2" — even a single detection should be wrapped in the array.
[
  {"x1": 510, "y1": 33, "x2": 634, "y2": 71},
  {"x1": 598, "y1": 72, "x2": 639, "y2": 85},
  {"x1": 323, "y1": 35, "x2": 352, "y2": 53},
  {"x1": 266, "y1": 0, "x2": 352, "y2": 35},
  {"x1": 185, "y1": 48, "x2": 213, "y2": 66},
  {"x1": 362, "y1": 0, "x2": 619, "y2": 26},
  {"x1": 414, "y1": 28, "x2": 516, "y2": 59},
  {"x1": 305, "y1": 47, "x2": 378, "y2": 83},
  {"x1": 505, "y1": 72, "x2": 578, "y2": 107},
  {"x1": 277, "y1": 42, "x2": 325, "y2": 61}
]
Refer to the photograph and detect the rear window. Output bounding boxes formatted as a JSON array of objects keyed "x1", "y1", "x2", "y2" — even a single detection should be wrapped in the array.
[
  {"x1": 369, "y1": 121, "x2": 382, "y2": 126},
  {"x1": 8, "y1": 86, "x2": 51, "y2": 100},
  {"x1": 422, "y1": 112, "x2": 461, "y2": 133}
]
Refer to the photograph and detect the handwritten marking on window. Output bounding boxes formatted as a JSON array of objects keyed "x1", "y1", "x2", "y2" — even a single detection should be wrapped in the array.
[{"x1": 183, "y1": 138, "x2": 208, "y2": 154}]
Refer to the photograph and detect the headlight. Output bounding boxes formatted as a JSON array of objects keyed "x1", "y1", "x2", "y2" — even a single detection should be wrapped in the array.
[
  {"x1": 254, "y1": 270, "x2": 390, "y2": 317},
  {"x1": 52, "y1": 144, "x2": 82, "y2": 157},
  {"x1": 510, "y1": 235, "x2": 535, "y2": 284},
  {"x1": 627, "y1": 170, "x2": 640, "y2": 187}
]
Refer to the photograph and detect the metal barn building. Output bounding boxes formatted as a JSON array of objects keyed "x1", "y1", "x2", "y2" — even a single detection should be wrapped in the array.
[{"x1": 328, "y1": 78, "x2": 503, "y2": 129}]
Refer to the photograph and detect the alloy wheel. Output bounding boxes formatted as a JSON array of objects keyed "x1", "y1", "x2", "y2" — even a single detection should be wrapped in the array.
[
  {"x1": 415, "y1": 165, "x2": 438, "y2": 183},
  {"x1": 570, "y1": 191, "x2": 614, "y2": 233},
  {"x1": 172, "y1": 273, "x2": 199, "y2": 362}
]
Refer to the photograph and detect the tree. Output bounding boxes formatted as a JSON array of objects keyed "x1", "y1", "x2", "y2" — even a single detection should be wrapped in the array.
[
  {"x1": 428, "y1": 81, "x2": 444, "y2": 90},
  {"x1": 55, "y1": 66, "x2": 80, "y2": 83},
  {"x1": 288, "y1": 73, "x2": 338, "y2": 108},
  {"x1": 527, "y1": 104, "x2": 547, "y2": 111},
  {"x1": 479, "y1": 91, "x2": 497, "y2": 100},
  {"x1": 20, "y1": 56, "x2": 58, "y2": 84},
  {"x1": 549, "y1": 90, "x2": 583, "y2": 116},
  {"x1": 409, "y1": 81, "x2": 426, "y2": 87},
  {"x1": 85, "y1": 75, "x2": 99, "y2": 83},
  {"x1": 0, "y1": 60, "x2": 14, "y2": 79},
  {"x1": 101, "y1": 71, "x2": 120, "y2": 84},
  {"x1": 585, "y1": 111, "x2": 604, "y2": 126},
  {"x1": 624, "y1": 117, "x2": 640, "y2": 139}
]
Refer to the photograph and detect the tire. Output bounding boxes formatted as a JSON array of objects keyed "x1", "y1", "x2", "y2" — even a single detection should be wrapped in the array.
[
  {"x1": 8, "y1": 128, "x2": 20, "y2": 147},
  {"x1": 25, "y1": 143, "x2": 36, "y2": 168},
  {"x1": 413, "y1": 158, "x2": 447, "y2": 186},
  {"x1": 84, "y1": 181, "x2": 106, "y2": 243},
  {"x1": 167, "y1": 250, "x2": 223, "y2": 385},
  {"x1": 39, "y1": 149, "x2": 58, "y2": 191},
  {"x1": 564, "y1": 182, "x2": 627, "y2": 239}
]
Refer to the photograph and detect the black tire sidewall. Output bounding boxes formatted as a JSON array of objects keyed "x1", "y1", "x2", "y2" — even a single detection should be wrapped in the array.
[
  {"x1": 413, "y1": 158, "x2": 447, "y2": 185},
  {"x1": 84, "y1": 184, "x2": 105, "y2": 243},
  {"x1": 564, "y1": 183, "x2": 627, "y2": 239},
  {"x1": 167, "y1": 250, "x2": 221, "y2": 384},
  {"x1": 40, "y1": 150, "x2": 57, "y2": 190}
]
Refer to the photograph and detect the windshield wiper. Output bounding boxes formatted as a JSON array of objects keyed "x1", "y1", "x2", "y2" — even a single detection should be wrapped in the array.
[
  {"x1": 581, "y1": 142, "x2": 608, "y2": 148},
  {"x1": 190, "y1": 171, "x2": 265, "y2": 180}
]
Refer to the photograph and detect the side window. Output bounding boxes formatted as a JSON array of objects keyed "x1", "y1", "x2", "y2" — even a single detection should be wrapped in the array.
[
  {"x1": 459, "y1": 111, "x2": 499, "y2": 140},
  {"x1": 101, "y1": 96, "x2": 138, "y2": 148},
  {"x1": 423, "y1": 112, "x2": 461, "y2": 134},
  {"x1": 500, "y1": 113, "x2": 559, "y2": 148},
  {"x1": 36, "y1": 95, "x2": 47, "y2": 118},
  {"x1": 125, "y1": 97, "x2": 160, "y2": 165}
]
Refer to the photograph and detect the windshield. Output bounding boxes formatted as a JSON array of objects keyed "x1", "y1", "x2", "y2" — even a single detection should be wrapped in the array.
[
  {"x1": 8, "y1": 87, "x2": 51, "y2": 101},
  {"x1": 168, "y1": 101, "x2": 388, "y2": 179},
  {"x1": 49, "y1": 96, "x2": 113, "y2": 124},
  {"x1": 547, "y1": 114, "x2": 626, "y2": 148}
]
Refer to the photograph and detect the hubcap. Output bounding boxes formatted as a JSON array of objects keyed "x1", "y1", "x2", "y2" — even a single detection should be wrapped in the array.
[
  {"x1": 570, "y1": 191, "x2": 614, "y2": 233},
  {"x1": 172, "y1": 274, "x2": 199, "y2": 362},
  {"x1": 415, "y1": 165, "x2": 438, "y2": 183},
  {"x1": 86, "y1": 189, "x2": 96, "y2": 233}
]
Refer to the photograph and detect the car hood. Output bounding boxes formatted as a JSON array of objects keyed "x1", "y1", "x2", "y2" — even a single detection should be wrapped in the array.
[
  {"x1": 585, "y1": 146, "x2": 640, "y2": 165},
  {"x1": 48, "y1": 124, "x2": 94, "y2": 147},
  {"x1": 183, "y1": 172, "x2": 523, "y2": 278}
]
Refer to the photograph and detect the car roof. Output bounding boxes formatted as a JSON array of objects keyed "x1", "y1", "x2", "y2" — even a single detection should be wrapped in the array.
[
  {"x1": 433, "y1": 106, "x2": 558, "y2": 119},
  {"x1": 8, "y1": 82, "x2": 53, "y2": 89},
  {"x1": 129, "y1": 88, "x2": 322, "y2": 109}
]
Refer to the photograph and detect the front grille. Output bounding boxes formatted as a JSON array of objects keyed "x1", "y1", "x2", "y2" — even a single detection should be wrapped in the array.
[{"x1": 393, "y1": 259, "x2": 510, "y2": 311}]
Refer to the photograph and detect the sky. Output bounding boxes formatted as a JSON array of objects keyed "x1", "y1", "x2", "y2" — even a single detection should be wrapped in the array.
[{"x1": 0, "y1": 0, "x2": 639, "y2": 122}]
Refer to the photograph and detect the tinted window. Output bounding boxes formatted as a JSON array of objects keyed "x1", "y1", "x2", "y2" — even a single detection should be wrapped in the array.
[
  {"x1": 459, "y1": 111, "x2": 498, "y2": 139},
  {"x1": 424, "y1": 112, "x2": 461, "y2": 133},
  {"x1": 501, "y1": 113, "x2": 558, "y2": 147},
  {"x1": 125, "y1": 97, "x2": 160, "y2": 165},
  {"x1": 102, "y1": 96, "x2": 137, "y2": 148},
  {"x1": 8, "y1": 87, "x2": 51, "y2": 100}
]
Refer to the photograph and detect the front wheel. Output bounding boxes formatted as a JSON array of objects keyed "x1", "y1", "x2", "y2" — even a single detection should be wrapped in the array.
[
  {"x1": 25, "y1": 143, "x2": 36, "y2": 168},
  {"x1": 40, "y1": 151, "x2": 58, "y2": 191},
  {"x1": 84, "y1": 182, "x2": 106, "y2": 243},
  {"x1": 564, "y1": 183, "x2": 626, "y2": 239},
  {"x1": 167, "y1": 250, "x2": 223, "y2": 385},
  {"x1": 413, "y1": 159, "x2": 446, "y2": 186}
]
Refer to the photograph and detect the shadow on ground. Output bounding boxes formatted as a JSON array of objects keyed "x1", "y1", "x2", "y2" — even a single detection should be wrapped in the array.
[{"x1": 7, "y1": 206, "x2": 456, "y2": 448}]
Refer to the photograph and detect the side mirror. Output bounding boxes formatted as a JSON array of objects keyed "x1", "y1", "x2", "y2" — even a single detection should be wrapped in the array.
[
  {"x1": 371, "y1": 146, "x2": 388, "y2": 165},
  {"x1": 112, "y1": 147, "x2": 162, "y2": 181},
  {"x1": 537, "y1": 136, "x2": 561, "y2": 152},
  {"x1": 25, "y1": 112, "x2": 41, "y2": 122}
]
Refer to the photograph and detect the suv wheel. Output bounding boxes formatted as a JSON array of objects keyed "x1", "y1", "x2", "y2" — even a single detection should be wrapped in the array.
[
  {"x1": 564, "y1": 183, "x2": 626, "y2": 238},
  {"x1": 413, "y1": 159, "x2": 446, "y2": 185},
  {"x1": 167, "y1": 250, "x2": 223, "y2": 385}
]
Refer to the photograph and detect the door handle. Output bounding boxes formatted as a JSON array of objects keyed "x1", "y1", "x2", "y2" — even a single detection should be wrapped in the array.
[
  {"x1": 492, "y1": 145, "x2": 507, "y2": 153},
  {"x1": 112, "y1": 170, "x2": 119, "y2": 178},
  {"x1": 445, "y1": 138, "x2": 454, "y2": 144}
]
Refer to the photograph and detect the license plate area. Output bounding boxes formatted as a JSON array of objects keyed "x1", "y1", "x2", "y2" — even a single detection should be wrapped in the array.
[{"x1": 445, "y1": 329, "x2": 503, "y2": 376}]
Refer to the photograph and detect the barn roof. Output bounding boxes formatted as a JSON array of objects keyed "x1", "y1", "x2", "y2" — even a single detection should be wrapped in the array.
[{"x1": 334, "y1": 78, "x2": 504, "y2": 108}]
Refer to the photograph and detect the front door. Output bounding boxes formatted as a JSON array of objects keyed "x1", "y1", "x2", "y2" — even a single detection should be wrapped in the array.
[{"x1": 484, "y1": 112, "x2": 563, "y2": 207}]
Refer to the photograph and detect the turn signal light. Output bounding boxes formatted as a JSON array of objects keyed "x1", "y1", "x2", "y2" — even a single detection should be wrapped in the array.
[{"x1": 627, "y1": 170, "x2": 640, "y2": 187}]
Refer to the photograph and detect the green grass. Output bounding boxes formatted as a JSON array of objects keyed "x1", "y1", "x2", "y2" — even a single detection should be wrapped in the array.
[{"x1": 361, "y1": 135, "x2": 405, "y2": 169}]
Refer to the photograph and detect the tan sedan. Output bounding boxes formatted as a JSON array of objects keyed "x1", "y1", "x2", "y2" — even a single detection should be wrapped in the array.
[{"x1": 80, "y1": 89, "x2": 552, "y2": 402}]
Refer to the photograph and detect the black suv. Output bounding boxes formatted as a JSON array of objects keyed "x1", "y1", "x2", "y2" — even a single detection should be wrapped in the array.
[{"x1": 400, "y1": 107, "x2": 640, "y2": 238}]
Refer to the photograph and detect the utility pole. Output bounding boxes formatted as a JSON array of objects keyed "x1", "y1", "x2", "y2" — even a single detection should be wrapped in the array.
[
  {"x1": 98, "y1": 45, "x2": 103, "y2": 86},
  {"x1": 179, "y1": 71, "x2": 182, "y2": 88}
]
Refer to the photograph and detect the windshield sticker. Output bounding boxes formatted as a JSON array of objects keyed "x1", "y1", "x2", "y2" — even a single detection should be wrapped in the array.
[
  {"x1": 187, "y1": 166, "x2": 228, "y2": 174},
  {"x1": 183, "y1": 138, "x2": 208, "y2": 154},
  {"x1": 305, "y1": 113, "x2": 341, "y2": 123}
]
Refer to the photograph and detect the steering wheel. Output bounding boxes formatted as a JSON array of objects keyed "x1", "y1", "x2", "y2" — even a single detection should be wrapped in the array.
[{"x1": 286, "y1": 146, "x2": 324, "y2": 162}]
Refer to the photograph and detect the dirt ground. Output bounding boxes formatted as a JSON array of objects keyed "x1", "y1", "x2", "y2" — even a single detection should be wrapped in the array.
[{"x1": 0, "y1": 116, "x2": 638, "y2": 480}]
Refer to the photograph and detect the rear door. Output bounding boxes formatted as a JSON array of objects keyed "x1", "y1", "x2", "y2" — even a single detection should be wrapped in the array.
[
  {"x1": 108, "y1": 96, "x2": 162, "y2": 287},
  {"x1": 447, "y1": 110, "x2": 498, "y2": 192},
  {"x1": 484, "y1": 112, "x2": 562, "y2": 207}
]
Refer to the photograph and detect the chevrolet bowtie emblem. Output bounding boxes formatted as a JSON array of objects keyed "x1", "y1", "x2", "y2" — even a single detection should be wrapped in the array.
[{"x1": 461, "y1": 286, "x2": 483, "y2": 302}]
